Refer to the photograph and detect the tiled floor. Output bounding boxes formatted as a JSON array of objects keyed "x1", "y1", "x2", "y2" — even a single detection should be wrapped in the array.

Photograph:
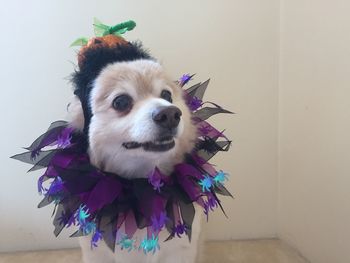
[{"x1": 0, "y1": 239, "x2": 308, "y2": 263}]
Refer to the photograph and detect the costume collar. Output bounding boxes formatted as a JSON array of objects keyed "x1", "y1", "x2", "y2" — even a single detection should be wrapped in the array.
[{"x1": 12, "y1": 75, "x2": 233, "y2": 253}]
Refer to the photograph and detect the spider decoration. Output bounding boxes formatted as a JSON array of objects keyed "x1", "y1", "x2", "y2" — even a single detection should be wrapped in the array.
[
  {"x1": 199, "y1": 171, "x2": 230, "y2": 192},
  {"x1": 77, "y1": 205, "x2": 90, "y2": 224},
  {"x1": 199, "y1": 175, "x2": 214, "y2": 192},
  {"x1": 91, "y1": 230, "x2": 103, "y2": 248},
  {"x1": 204, "y1": 196, "x2": 219, "y2": 221},
  {"x1": 151, "y1": 212, "x2": 168, "y2": 232},
  {"x1": 139, "y1": 234, "x2": 160, "y2": 254},
  {"x1": 148, "y1": 168, "x2": 164, "y2": 192},
  {"x1": 188, "y1": 96, "x2": 203, "y2": 111},
  {"x1": 58, "y1": 210, "x2": 76, "y2": 227},
  {"x1": 173, "y1": 222, "x2": 187, "y2": 238},
  {"x1": 83, "y1": 221, "x2": 97, "y2": 235},
  {"x1": 179, "y1": 73, "x2": 195, "y2": 87},
  {"x1": 40, "y1": 177, "x2": 64, "y2": 204},
  {"x1": 117, "y1": 234, "x2": 136, "y2": 252},
  {"x1": 46, "y1": 177, "x2": 64, "y2": 195},
  {"x1": 30, "y1": 149, "x2": 40, "y2": 161},
  {"x1": 77, "y1": 205, "x2": 97, "y2": 235},
  {"x1": 213, "y1": 171, "x2": 229, "y2": 185}
]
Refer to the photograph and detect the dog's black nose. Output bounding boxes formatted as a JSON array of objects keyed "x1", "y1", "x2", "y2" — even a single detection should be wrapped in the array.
[{"x1": 152, "y1": 106, "x2": 182, "y2": 129}]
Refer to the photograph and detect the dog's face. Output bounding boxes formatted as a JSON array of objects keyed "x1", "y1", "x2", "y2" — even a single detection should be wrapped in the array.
[{"x1": 69, "y1": 60, "x2": 197, "y2": 178}]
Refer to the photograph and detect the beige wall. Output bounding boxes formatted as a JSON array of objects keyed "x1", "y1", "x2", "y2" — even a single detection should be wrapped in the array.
[
  {"x1": 278, "y1": 0, "x2": 350, "y2": 262},
  {"x1": 0, "y1": 0, "x2": 279, "y2": 252}
]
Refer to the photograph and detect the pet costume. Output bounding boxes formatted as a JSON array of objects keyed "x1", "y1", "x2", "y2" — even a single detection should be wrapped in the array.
[{"x1": 12, "y1": 19, "x2": 233, "y2": 254}]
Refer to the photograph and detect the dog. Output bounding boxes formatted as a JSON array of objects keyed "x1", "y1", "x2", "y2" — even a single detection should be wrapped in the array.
[{"x1": 67, "y1": 59, "x2": 203, "y2": 263}]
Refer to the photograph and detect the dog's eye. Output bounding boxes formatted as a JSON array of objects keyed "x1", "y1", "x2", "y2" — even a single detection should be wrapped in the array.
[
  {"x1": 160, "y1": 90, "x2": 172, "y2": 103},
  {"x1": 112, "y1": 94, "x2": 133, "y2": 112}
]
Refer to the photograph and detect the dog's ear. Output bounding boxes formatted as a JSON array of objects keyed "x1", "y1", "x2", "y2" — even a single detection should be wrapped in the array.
[{"x1": 67, "y1": 96, "x2": 85, "y2": 131}]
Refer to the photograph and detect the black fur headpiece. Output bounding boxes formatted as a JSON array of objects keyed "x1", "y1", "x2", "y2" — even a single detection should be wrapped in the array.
[{"x1": 71, "y1": 42, "x2": 152, "y2": 134}]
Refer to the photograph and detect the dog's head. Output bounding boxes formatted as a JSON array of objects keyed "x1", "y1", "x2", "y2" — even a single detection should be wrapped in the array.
[{"x1": 69, "y1": 59, "x2": 197, "y2": 178}]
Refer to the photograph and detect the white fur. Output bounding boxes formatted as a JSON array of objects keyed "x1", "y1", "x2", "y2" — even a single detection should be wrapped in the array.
[{"x1": 68, "y1": 60, "x2": 202, "y2": 263}]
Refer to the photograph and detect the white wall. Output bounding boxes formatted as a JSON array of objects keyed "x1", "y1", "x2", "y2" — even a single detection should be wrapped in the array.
[
  {"x1": 278, "y1": 0, "x2": 350, "y2": 262},
  {"x1": 0, "y1": 0, "x2": 279, "y2": 252}
]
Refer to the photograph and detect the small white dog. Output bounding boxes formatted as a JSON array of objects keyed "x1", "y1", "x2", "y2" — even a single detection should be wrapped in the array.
[
  {"x1": 68, "y1": 59, "x2": 203, "y2": 263},
  {"x1": 12, "y1": 21, "x2": 231, "y2": 263}
]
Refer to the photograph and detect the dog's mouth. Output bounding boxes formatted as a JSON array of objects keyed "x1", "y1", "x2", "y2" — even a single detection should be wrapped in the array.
[{"x1": 122, "y1": 136, "x2": 175, "y2": 152}]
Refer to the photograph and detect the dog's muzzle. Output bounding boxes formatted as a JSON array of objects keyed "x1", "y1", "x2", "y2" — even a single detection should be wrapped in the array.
[{"x1": 122, "y1": 106, "x2": 181, "y2": 152}]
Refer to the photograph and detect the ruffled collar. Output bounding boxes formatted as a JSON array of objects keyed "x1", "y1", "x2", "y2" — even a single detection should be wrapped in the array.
[{"x1": 12, "y1": 75, "x2": 233, "y2": 254}]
